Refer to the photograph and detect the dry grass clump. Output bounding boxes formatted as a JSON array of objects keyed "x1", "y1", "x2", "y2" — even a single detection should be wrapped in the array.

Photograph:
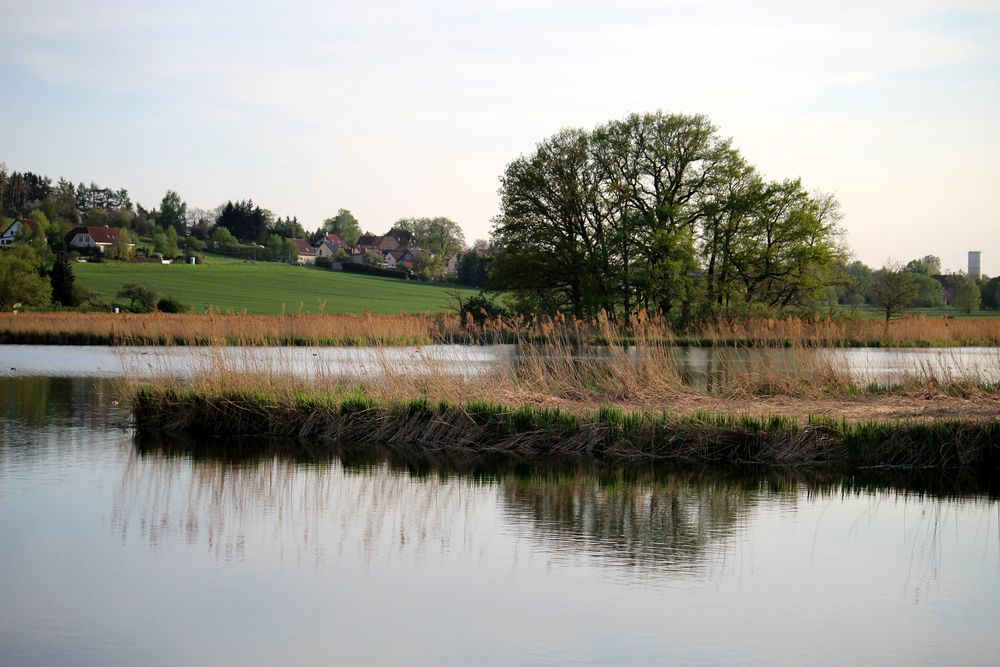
[
  {"x1": 491, "y1": 314, "x2": 686, "y2": 402},
  {"x1": 708, "y1": 346, "x2": 855, "y2": 398}
]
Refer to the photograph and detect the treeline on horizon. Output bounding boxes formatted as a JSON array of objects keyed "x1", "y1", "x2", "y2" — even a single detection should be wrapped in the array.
[
  {"x1": 0, "y1": 168, "x2": 479, "y2": 270},
  {"x1": 2, "y1": 111, "x2": 997, "y2": 320},
  {"x1": 487, "y1": 111, "x2": 997, "y2": 324},
  {"x1": 0, "y1": 165, "x2": 489, "y2": 310}
]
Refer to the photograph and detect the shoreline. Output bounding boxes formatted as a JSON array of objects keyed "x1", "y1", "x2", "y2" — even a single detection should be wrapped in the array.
[
  {"x1": 131, "y1": 387, "x2": 1000, "y2": 470},
  {"x1": 5, "y1": 330, "x2": 1000, "y2": 348},
  {"x1": 3, "y1": 312, "x2": 1000, "y2": 349}
]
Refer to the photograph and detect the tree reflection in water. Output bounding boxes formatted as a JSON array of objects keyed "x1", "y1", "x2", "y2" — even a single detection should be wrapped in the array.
[
  {"x1": 496, "y1": 470, "x2": 762, "y2": 577},
  {"x1": 120, "y1": 433, "x2": 999, "y2": 586}
]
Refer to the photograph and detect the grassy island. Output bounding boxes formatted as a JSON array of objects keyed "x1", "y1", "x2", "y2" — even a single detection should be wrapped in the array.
[
  {"x1": 132, "y1": 386, "x2": 1000, "y2": 468},
  {"x1": 126, "y1": 327, "x2": 1000, "y2": 470}
]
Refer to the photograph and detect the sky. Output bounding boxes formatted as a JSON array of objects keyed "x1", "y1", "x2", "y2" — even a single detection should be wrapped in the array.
[{"x1": 1, "y1": 0, "x2": 998, "y2": 274}]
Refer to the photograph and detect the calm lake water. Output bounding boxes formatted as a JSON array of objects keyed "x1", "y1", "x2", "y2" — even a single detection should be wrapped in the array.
[
  {"x1": 2, "y1": 344, "x2": 999, "y2": 386},
  {"x1": 1, "y1": 373, "x2": 999, "y2": 666}
]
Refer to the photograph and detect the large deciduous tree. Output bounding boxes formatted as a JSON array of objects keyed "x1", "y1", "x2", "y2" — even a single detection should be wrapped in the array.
[
  {"x1": 981, "y1": 277, "x2": 1000, "y2": 310},
  {"x1": 905, "y1": 255, "x2": 941, "y2": 276},
  {"x1": 873, "y1": 263, "x2": 917, "y2": 321},
  {"x1": 395, "y1": 217, "x2": 465, "y2": 257},
  {"x1": 322, "y1": 209, "x2": 362, "y2": 246},
  {"x1": 157, "y1": 190, "x2": 187, "y2": 234},
  {"x1": 0, "y1": 244, "x2": 52, "y2": 309},
  {"x1": 954, "y1": 280, "x2": 981, "y2": 314},
  {"x1": 489, "y1": 111, "x2": 845, "y2": 323}
]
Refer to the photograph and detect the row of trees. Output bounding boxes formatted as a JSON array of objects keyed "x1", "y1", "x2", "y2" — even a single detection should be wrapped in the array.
[
  {"x1": 1, "y1": 164, "x2": 471, "y2": 267},
  {"x1": 1, "y1": 163, "x2": 484, "y2": 313},
  {"x1": 838, "y1": 256, "x2": 997, "y2": 319},
  {"x1": 0, "y1": 171, "x2": 133, "y2": 218},
  {"x1": 488, "y1": 112, "x2": 845, "y2": 324}
]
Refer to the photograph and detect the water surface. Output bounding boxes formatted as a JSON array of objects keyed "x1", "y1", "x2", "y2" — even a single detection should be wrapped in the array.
[
  {"x1": 2, "y1": 344, "x2": 998, "y2": 385},
  {"x1": 1, "y1": 375, "x2": 999, "y2": 665}
]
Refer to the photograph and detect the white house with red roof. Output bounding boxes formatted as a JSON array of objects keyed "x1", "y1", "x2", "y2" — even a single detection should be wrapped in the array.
[
  {"x1": 384, "y1": 249, "x2": 416, "y2": 269},
  {"x1": 65, "y1": 226, "x2": 125, "y2": 252},
  {"x1": 0, "y1": 218, "x2": 40, "y2": 248}
]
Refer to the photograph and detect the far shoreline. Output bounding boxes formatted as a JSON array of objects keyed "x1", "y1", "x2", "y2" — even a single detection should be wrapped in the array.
[{"x1": 3, "y1": 311, "x2": 1000, "y2": 348}]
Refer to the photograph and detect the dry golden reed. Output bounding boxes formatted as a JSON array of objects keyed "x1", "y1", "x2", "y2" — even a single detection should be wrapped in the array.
[
  {"x1": 3, "y1": 311, "x2": 999, "y2": 348},
  {"x1": 0, "y1": 311, "x2": 459, "y2": 345},
  {"x1": 125, "y1": 324, "x2": 1000, "y2": 420}
]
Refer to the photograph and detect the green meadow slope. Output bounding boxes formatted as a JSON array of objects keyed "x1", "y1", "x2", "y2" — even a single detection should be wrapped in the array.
[{"x1": 74, "y1": 257, "x2": 477, "y2": 314}]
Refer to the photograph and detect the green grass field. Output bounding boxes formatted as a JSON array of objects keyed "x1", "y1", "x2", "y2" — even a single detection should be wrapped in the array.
[
  {"x1": 74, "y1": 256, "x2": 477, "y2": 314},
  {"x1": 832, "y1": 304, "x2": 1000, "y2": 320}
]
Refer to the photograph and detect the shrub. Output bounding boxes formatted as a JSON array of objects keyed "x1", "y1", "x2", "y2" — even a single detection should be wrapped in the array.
[
  {"x1": 156, "y1": 296, "x2": 188, "y2": 313},
  {"x1": 457, "y1": 293, "x2": 509, "y2": 325},
  {"x1": 341, "y1": 262, "x2": 411, "y2": 280},
  {"x1": 117, "y1": 282, "x2": 159, "y2": 312}
]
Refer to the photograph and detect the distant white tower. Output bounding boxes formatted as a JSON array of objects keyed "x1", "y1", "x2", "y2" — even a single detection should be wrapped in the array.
[{"x1": 968, "y1": 251, "x2": 982, "y2": 279}]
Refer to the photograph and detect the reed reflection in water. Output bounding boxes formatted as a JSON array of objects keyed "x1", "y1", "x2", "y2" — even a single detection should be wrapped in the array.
[
  {"x1": 116, "y1": 446, "x2": 500, "y2": 568},
  {"x1": 124, "y1": 435, "x2": 1000, "y2": 592}
]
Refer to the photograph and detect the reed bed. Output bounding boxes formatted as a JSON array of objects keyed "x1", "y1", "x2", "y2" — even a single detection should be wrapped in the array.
[
  {"x1": 0, "y1": 311, "x2": 455, "y2": 346},
  {"x1": 698, "y1": 315, "x2": 1000, "y2": 348},
  {"x1": 124, "y1": 317, "x2": 1000, "y2": 408},
  {"x1": 4, "y1": 310, "x2": 1000, "y2": 348}
]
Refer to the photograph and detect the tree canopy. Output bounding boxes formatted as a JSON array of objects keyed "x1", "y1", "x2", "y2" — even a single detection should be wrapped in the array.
[
  {"x1": 321, "y1": 209, "x2": 362, "y2": 246},
  {"x1": 395, "y1": 217, "x2": 465, "y2": 257},
  {"x1": 215, "y1": 200, "x2": 269, "y2": 245},
  {"x1": 873, "y1": 263, "x2": 917, "y2": 321},
  {"x1": 0, "y1": 242, "x2": 52, "y2": 309},
  {"x1": 954, "y1": 280, "x2": 981, "y2": 314},
  {"x1": 156, "y1": 190, "x2": 187, "y2": 234},
  {"x1": 905, "y1": 255, "x2": 942, "y2": 276},
  {"x1": 489, "y1": 112, "x2": 845, "y2": 323}
]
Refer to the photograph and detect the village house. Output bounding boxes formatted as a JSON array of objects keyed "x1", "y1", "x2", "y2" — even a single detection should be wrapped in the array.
[
  {"x1": 344, "y1": 227, "x2": 428, "y2": 267},
  {"x1": 65, "y1": 226, "x2": 125, "y2": 253},
  {"x1": 384, "y1": 249, "x2": 416, "y2": 269},
  {"x1": 288, "y1": 238, "x2": 319, "y2": 265},
  {"x1": 355, "y1": 232, "x2": 381, "y2": 253},
  {"x1": 376, "y1": 228, "x2": 415, "y2": 253},
  {"x1": 316, "y1": 233, "x2": 350, "y2": 259},
  {"x1": 0, "y1": 218, "x2": 39, "y2": 247}
]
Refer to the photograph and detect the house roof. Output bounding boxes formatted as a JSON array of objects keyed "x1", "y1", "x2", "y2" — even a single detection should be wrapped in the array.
[
  {"x1": 289, "y1": 238, "x2": 318, "y2": 255},
  {"x1": 385, "y1": 228, "x2": 413, "y2": 242},
  {"x1": 2, "y1": 218, "x2": 39, "y2": 238},
  {"x1": 67, "y1": 226, "x2": 121, "y2": 244},
  {"x1": 322, "y1": 233, "x2": 350, "y2": 250},
  {"x1": 356, "y1": 232, "x2": 380, "y2": 247}
]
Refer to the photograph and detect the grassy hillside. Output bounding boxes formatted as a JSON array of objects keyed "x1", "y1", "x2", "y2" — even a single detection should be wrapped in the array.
[{"x1": 74, "y1": 257, "x2": 477, "y2": 314}]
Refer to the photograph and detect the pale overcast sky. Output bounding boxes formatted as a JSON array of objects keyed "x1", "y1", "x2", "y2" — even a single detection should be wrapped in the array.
[{"x1": 1, "y1": 0, "x2": 998, "y2": 273}]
